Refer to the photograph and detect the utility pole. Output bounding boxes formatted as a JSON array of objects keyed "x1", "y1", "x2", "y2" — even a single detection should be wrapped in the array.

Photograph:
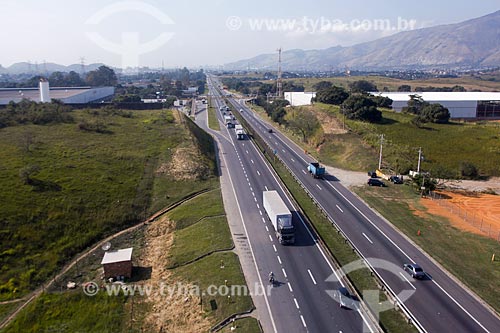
[
  {"x1": 378, "y1": 134, "x2": 384, "y2": 170},
  {"x1": 417, "y1": 147, "x2": 423, "y2": 173}
]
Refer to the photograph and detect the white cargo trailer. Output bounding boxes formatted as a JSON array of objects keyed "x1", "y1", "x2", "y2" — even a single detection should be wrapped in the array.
[{"x1": 263, "y1": 190, "x2": 295, "y2": 244}]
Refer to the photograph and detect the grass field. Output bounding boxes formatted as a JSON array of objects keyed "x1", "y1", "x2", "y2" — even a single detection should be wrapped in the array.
[
  {"x1": 0, "y1": 108, "x2": 219, "y2": 301},
  {"x1": 354, "y1": 184, "x2": 500, "y2": 313},
  {"x1": 2, "y1": 292, "x2": 126, "y2": 333}
]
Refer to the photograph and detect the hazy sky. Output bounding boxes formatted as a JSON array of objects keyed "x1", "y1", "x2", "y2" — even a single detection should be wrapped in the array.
[{"x1": 0, "y1": 0, "x2": 498, "y2": 69}]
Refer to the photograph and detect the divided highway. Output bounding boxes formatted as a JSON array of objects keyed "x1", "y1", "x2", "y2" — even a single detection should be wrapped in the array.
[
  {"x1": 218, "y1": 82, "x2": 500, "y2": 333},
  {"x1": 201, "y1": 78, "x2": 380, "y2": 332}
]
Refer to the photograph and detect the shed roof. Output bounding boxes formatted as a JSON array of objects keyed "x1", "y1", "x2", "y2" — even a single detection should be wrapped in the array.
[{"x1": 101, "y1": 248, "x2": 133, "y2": 265}]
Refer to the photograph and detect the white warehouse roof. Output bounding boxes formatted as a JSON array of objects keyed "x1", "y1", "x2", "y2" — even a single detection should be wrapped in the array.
[
  {"x1": 101, "y1": 248, "x2": 133, "y2": 265},
  {"x1": 372, "y1": 92, "x2": 500, "y2": 102}
]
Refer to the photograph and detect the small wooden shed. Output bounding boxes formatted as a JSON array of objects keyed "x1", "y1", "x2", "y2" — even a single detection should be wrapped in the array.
[{"x1": 101, "y1": 248, "x2": 133, "y2": 279}]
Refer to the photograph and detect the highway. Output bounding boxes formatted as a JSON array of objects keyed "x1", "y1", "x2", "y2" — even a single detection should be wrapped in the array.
[
  {"x1": 214, "y1": 78, "x2": 500, "y2": 333},
  {"x1": 199, "y1": 78, "x2": 380, "y2": 332}
]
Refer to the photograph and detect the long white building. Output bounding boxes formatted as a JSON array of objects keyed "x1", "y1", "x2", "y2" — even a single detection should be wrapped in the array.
[{"x1": 372, "y1": 92, "x2": 500, "y2": 119}]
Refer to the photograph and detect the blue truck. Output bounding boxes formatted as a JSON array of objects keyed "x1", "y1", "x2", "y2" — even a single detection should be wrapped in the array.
[{"x1": 307, "y1": 162, "x2": 325, "y2": 179}]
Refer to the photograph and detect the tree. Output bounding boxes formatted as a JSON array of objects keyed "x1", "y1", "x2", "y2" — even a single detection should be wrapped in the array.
[
  {"x1": 419, "y1": 103, "x2": 450, "y2": 124},
  {"x1": 371, "y1": 95, "x2": 393, "y2": 108},
  {"x1": 85, "y1": 66, "x2": 117, "y2": 87},
  {"x1": 315, "y1": 86, "x2": 349, "y2": 105},
  {"x1": 285, "y1": 108, "x2": 321, "y2": 142},
  {"x1": 459, "y1": 161, "x2": 479, "y2": 179},
  {"x1": 341, "y1": 94, "x2": 382, "y2": 122},
  {"x1": 312, "y1": 81, "x2": 333, "y2": 91},
  {"x1": 397, "y1": 85, "x2": 411, "y2": 92},
  {"x1": 402, "y1": 95, "x2": 426, "y2": 115},
  {"x1": 349, "y1": 80, "x2": 378, "y2": 93}
]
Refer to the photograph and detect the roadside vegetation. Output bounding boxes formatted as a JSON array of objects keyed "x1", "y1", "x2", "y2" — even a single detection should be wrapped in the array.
[
  {"x1": 1, "y1": 108, "x2": 256, "y2": 332},
  {"x1": 3, "y1": 292, "x2": 126, "y2": 333},
  {"x1": 0, "y1": 107, "x2": 218, "y2": 300}
]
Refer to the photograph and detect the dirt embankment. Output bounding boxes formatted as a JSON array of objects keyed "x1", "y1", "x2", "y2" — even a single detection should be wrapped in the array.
[
  {"x1": 156, "y1": 147, "x2": 211, "y2": 181},
  {"x1": 135, "y1": 216, "x2": 211, "y2": 332}
]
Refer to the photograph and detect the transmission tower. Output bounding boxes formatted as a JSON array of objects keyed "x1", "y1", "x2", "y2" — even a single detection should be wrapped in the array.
[
  {"x1": 79, "y1": 57, "x2": 86, "y2": 75},
  {"x1": 277, "y1": 47, "x2": 283, "y2": 99}
]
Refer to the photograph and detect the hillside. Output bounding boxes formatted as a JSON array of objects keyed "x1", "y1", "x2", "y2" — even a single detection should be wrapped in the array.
[{"x1": 226, "y1": 10, "x2": 500, "y2": 71}]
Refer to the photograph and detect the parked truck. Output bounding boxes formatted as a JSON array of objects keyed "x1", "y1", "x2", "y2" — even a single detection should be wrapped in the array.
[
  {"x1": 235, "y1": 124, "x2": 245, "y2": 140},
  {"x1": 263, "y1": 190, "x2": 295, "y2": 245},
  {"x1": 307, "y1": 162, "x2": 325, "y2": 179}
]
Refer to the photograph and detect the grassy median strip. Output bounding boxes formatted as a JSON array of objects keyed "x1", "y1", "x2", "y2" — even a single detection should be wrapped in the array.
[
  {"x1": 354, "y1": 184, "x2": 500, "y2": 313},
  {"x1": 208, "y1": 97, "x2": 221, "y2": 130}
]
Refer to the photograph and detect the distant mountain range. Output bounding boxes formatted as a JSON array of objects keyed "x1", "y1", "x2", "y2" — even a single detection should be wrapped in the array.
[
  {"x1": 225, "y1": 10, "x2": 500, "y2": 71},
  {"x1": 0, "y1": 62, "x2": 106, "y2": 75}
]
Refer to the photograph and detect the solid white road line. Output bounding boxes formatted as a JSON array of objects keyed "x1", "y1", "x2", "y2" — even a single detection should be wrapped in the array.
[
  {"x1": 362, "y1": 233, "x2": 374, "y2": 244},
  {"x1": 399, "y1": 272, "x2": 416, "y2": 290},
  {"x1": 432, "y1": 280, "x2": 491, "y2": 333},
  {"x1": 307, "y1": 269, "x2": 317, "y2": 285}
]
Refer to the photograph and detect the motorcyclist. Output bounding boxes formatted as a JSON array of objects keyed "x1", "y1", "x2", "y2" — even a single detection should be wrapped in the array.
[{"x1": 268, "y1": 271, "x2": 275, "y2": 283}]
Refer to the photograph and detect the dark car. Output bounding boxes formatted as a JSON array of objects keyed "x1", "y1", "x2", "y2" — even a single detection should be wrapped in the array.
[
  {"x1": 267, "y1": 128, "x2": 273, "y2": 133},
  {"x1": 367, "y1": 171, "x2": 377, "y2": 178},
  {"x1": 403, "y1": 263, "x2": 426, "y2": 279},
  {"x1": 367, "y1": 178, "x2": 386, "y2": 187},
  {"x1": 336, "y1": 287, "x2": 357, "y2": 309},
  {"x1": 389, "y1": 176, "x2": 403, "y2": 184}
]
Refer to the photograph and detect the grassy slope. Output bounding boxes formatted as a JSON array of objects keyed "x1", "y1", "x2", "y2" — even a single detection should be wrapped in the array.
[
  {"x1": 208, "y1": 97, "x2": 221, "y2": 130},
  {"x1": 0, "y1": 109, "x2": 195, "y2": 298},
  {"x1": 167, "y1": 190, "x2": 233, "y2": 268},
  {"x1": 3, "y1": 292, "x2": 126, "y2": 333},
  {"x1": 354, "y1": 184, "x2": 500, "y2": 313}
]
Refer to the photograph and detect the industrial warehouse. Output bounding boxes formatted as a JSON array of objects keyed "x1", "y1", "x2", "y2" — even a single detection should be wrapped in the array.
[
  {"x1": 374, "y1": 92, "x2": 500, "y2": 119},
  {"x1": 0, "y1": 79, "x2": 115, "y2": 105}
]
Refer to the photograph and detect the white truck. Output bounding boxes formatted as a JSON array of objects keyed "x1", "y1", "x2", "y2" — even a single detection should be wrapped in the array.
[
  {"x1": 224, "y1": 115, "x2": 233, "y2": 128},
  {"x1": 263, "y1": 190, "x2": 295, "y2": 245},
  {"x1": 235, "y1": 124, "x2": 245, "y2": 140}
]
